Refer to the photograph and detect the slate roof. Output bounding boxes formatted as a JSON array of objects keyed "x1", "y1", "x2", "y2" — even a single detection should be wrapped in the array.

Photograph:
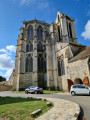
[{"x1": 69, "y1": 46, "x2": 90, "y2": 62}]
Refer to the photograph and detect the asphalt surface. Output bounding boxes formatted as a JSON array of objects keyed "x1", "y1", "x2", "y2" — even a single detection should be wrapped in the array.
[{"x1": 0, "y1": 91, "x2": 90, "y2": 120}]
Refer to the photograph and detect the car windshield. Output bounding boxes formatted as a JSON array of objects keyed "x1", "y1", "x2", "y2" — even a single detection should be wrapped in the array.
[
  {"x1": 73, "y1": 86, "x2": 78, "y2": 88},
  {"x1": 30, "y1": 86, "x2": 37, "y2": 89},
  {"x1": 30, "y1": 86, "x2": 35, "y2": 89}
]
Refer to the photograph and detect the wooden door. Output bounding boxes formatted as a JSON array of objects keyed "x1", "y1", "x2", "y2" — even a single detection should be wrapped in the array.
[
  {"x1": 83, "y1": 77, "x2": 89, "y2": 86},
  {"x1": 67, "y1": 79, "x2": 74, "y2": 92}
]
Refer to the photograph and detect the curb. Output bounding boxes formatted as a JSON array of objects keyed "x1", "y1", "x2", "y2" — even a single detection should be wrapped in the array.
[
  {"x1": 0, "y1": 94, "x2": 80, "y2": 120},
  {"x1": 35, "y1": 97, "x2": 80, "y2": 120}
]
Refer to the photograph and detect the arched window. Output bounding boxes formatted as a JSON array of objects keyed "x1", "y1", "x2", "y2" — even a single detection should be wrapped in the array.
[
  {"x1": 38, "y1": 54, "x2": 43, "y2": 72},
  {"x1": 26, "y1": 41, "x2": 33, "y2": 52},
  {"x1": 67, "y1": 21, "x2": 69, "y2": 37},
  {"x1": 88, "y1": 58, "x2": 90, "y2": 71},
  {"x1": 69, "y1": 23, "x2": 72, "y2": 38},
  {"x1": 45, "y1": 31, "x2": 49, "y2": 40},
  {"x1": 58, "y1": 57, "x2": 65, "y2": 76},
  {"x1": 61, "y1": 60, "x2": 65, "y2": 75},
  {"x1": 37, "y1": 42, "x2": 43, "y2": 52},
  {"x1": 58, "y1": 60, "x2": 61, "y2": 76},
  {"x1": 27, "y1": 25, "x2": 33, "y2": 40},
  {"x1": 25, "y1": 54, "x2": 33, "y2": 72},
  {"x1": 67, "y1": 22, "x2": 72, "y2": 38},
  {"x1": 26, "y1": 44, "x2": 29, "y2": 52},
  {"x1": 25, "y1": 57, "x2": 29, "y2": 72},
  {"x1": 43, "y1": 54, "x2": 46, "y2": 72},
  {"x1": 58, "y1": 26, "x2": 61, "y2": 41},
  {"x1": 37, "y1": 26, "x2": 43, "y2": 40},
  {"x1": 58, "y1": 15, "x2": 60, "y2": 22}
]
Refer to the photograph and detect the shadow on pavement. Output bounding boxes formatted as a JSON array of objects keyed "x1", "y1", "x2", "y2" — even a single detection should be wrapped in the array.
[{"x1": 78, "y1": 106, "x2": 87, "y2": 120}]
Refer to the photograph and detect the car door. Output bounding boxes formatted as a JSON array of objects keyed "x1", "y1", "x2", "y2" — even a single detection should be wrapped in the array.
[
  {"x1": 73, "y1": 85, "x2": 79, "y2": 94},
  {"x1": 75, "y1": 85, "x2": 81, "y2": 94},
  {"x1": 80, "y1": 85, "x2": 89, "y2": 94}
]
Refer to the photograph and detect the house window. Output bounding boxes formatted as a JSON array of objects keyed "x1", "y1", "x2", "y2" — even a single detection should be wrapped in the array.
[
  {"x1": 58, "y1": 57, "x2": 65, "y2": 76},
  {"x1": 27, "y1": 25, "x2": 33, "y2": 40},
  {"x1": 26, "y1": 41, "x2": 33, "y2": 52},
  {"x1": 25, "y1": 54, "x2": 33, "y2": 72},
  {"x1": 37, "y1": 26, "x2": 43, "y2": 40}
]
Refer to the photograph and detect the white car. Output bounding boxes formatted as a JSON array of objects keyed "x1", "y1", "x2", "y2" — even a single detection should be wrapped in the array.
[
  {"x1": 70, "y1": 84, "x2": 90, "y2": 96},
  {"x1": 25, "y1": 86, "x2": 43, "y2": 94}
]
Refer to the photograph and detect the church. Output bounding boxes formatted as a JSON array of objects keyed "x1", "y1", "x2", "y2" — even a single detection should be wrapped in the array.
[{"x1": 9, "y1": 11, "x2": 90, "y2": 91}]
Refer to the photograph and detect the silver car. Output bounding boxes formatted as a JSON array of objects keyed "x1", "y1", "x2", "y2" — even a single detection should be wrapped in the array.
[
  {"x1": 25, "y1": 86, "x2": 43, "y2": 94},
  {"x1": 70, "y1": 84, "x2": 90, "y2": 96}
]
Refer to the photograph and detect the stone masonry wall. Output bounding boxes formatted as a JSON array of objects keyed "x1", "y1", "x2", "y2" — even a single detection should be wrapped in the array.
[{"x1": 68, "y1": 57, "x2": 90, "y2": 84}]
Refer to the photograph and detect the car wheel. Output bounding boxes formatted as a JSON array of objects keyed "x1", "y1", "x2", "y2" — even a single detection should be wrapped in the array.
[
  {"x1": 34, "y1": 91, "x2": 38, "y2": 94},
  {"x1": 71, "y1": 91, "x2": 75, "y2": 96},
  {"x1": 25, "y1": 91, "x2": 28, "y2": 94}
]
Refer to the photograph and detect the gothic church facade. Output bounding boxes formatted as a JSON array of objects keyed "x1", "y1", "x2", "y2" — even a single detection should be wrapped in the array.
[{"x1": 9, "y1": 11, "x2": 90, "y2": 91}]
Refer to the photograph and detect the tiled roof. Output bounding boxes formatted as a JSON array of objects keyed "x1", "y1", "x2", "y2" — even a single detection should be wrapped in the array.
[{"x1": 69, "y1": 46, "x2": 90, "y2": 62}]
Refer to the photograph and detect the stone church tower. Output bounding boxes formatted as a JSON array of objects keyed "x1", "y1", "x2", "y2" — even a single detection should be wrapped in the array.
[{"x1": 9, "y1": 11, "x2": 90, "y2": 91}]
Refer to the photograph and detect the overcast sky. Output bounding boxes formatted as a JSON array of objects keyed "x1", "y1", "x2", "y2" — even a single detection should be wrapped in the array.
[{"x1": 0, "y1": 0, "x2": 90, "y2": 80}]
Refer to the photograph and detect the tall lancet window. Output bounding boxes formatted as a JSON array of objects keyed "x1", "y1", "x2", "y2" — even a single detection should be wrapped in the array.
[
  {"x1": 69, "y1": 23, "x2": 72, "y2": 38},
  {"x1": 58, "y1": 57, "x2": 65, "y2": 76},
  {"x1": 26, "y1": 41, "x2": 33, "y2": 52},
  {"x1": 88, "y1": 58, "x2": 90, "y2": 71},
  {"x1": 37, "y1": 26, "x2": 43, "y2": 40},
  {"x1": 45, "y1": 31, "x2": 49, "y2": 40},
  {"x1": 27, "y1": 25, "x2": 33, "y2": 40},
  {"x1": 38, "y1": 54, "x2": 43, "y2": 72},
  {"x1": 58, "y1": 15, "x2": 60, "y2": 22},
  {"x1": 43, "y1": 54, "x2": 46, "y2": 72},
  {"x1": 58, "y1": 26, "x2": 62, "y2": 41},
  {"x1": 25, "y1": 54, "x2": 33, "y2": 72},
  {"x1": 67, "y1": 22, "x2": 72, "y2": 38}
]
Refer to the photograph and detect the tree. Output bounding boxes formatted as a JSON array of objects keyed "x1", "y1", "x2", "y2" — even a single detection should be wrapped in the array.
[{"x1": 0, "y1": 76, "x2": 6, "y2": 82}]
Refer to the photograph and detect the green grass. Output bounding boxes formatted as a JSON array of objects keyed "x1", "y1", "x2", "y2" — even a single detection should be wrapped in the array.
[
  {"x1": 0, "y1": 97, "x2": 53, "y2": 120},
  {"x1": 43, "y1": 90, "x2": 64, "y2": 94},
  {"x1": 12, "y1": 90, "x2": 64, "y2": 94}
]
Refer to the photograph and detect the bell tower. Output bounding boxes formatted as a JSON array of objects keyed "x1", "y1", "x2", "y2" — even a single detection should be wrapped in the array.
[{"x1": 56, "y1": 11, "x2": 78, "y2": 44}]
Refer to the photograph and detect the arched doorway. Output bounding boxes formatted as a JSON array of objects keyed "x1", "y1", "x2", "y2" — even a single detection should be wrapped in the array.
[
  {"x1": 67, "y1": 79, "x2": 74, "y2": 92},
  {"x1": 74, "y1": 78, "x2": 83, "y2": 84},
  {"x1": 83, "y1": 77, "x2": 89, "y2": 86}
]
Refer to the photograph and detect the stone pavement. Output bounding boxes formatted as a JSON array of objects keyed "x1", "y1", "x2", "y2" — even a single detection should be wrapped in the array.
[{"x1": 36, "y1": 98, "x2": 80, "y2": 120}]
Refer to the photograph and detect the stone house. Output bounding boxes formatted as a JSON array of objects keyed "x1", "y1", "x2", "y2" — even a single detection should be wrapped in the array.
[{"x1": 9, "y1": 11, "x2": 90, "y2": 91}]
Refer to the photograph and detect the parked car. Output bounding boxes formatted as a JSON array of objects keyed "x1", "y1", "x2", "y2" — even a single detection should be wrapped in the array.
[
  {"x1": 70, "y1": 84, "x2": 90, "y2": 96},
  {"x1": 25, "y1": 86, "x2": 43, "y2": 94}
]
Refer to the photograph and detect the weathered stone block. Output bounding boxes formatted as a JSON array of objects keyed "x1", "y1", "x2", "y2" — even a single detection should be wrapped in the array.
[{"x1": 30, "y1": 109, "x2": 42, "y2": 117}]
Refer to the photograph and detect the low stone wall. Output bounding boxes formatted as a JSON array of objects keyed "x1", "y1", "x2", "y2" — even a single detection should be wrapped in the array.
[{"x1": 0, "y1": 85, "x2": 13, "y2": 91}]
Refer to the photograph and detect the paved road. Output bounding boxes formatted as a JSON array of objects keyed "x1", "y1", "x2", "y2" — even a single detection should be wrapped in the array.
[{"x1": 0, "y1": 91, "x2": 90, "y2": 120}]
